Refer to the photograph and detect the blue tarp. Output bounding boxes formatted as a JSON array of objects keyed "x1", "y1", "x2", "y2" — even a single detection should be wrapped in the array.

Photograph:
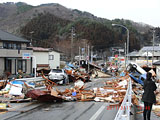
[
  {"x1": 67, "y1": 63, "x2": 75, "y2": 68},
  {"x1": 64, "y1": 67, "x2": 72, "y2": 70},
  {"x1": 120, "y1": 72, "x2": 126, "y2": 77},
  {"x1": 11, "y1": 80, "x2": 24, "y2": 85}
]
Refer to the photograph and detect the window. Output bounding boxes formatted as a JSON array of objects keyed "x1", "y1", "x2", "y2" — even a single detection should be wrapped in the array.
[
  {"x1": 49, "y1": 55, "x2": 54, "y2": 60},
  {"x1": 16, "y1": 43, "x2": 21, "y2": 49},
  {"x1": 8, "y1": 43, "x2": 12, "y2": 49},
  {"x1": 17, "y1": 60, "x2": 27, "y2": 73},
  {"x1": 3, "y1": 42, "x2": 21, "y2": 49},
  {"x1": 12, "y1": 43, "x2": 17, "y2": 49},
  {"x1": 3, "y1": 42, "x2": 7, "y2": 48}
]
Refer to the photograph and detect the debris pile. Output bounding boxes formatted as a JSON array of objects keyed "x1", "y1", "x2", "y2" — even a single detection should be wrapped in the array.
[
  {"x1": 0, "y1": 61, "x2": 160, "y2": 119},
  {"x1": 0, "y1": 71, "x2": 144, "y2": 114},
  {"x1": 153, "y1": 83, "x2": 160, "y2": 117},
  {"x1": 25, "y1": 74, "x2": 131, "y2": 104},
  {"x1": 130, "y1": 74, "x2": 160, "y2": 117}
]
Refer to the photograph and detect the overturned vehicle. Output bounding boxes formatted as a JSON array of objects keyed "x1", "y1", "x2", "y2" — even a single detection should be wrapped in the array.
[{"x1": 127, "y1": 62, "x2": 156, "y2": 85}]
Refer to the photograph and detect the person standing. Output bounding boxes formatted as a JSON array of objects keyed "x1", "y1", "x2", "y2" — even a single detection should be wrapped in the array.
[{"x1": 142, "y1": 72, "x2": 157, "y2": 120}]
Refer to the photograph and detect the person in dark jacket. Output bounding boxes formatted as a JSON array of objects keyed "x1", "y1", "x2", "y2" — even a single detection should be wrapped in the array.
[{"x1": 142, "y1": 72, "x2": 157, "y2": 120}]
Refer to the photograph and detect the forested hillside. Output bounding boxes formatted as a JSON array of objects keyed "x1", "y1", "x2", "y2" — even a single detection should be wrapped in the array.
[
  {"x1": 20, "y1": 13, "x2": 141, "y2": 57},
  {"x1": 0, "y1": 2, "x2": 159, "y2": 58}
]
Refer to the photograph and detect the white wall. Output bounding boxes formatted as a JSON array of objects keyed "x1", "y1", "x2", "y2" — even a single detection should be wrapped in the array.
[
  {"x1": 21, "y1": 43, "x2": 27, "y2": 48},
  {"x1": 33, "y1": 51, "x2": 60, "y2": 69},
  {"x1": 33, "y1": 52, "x2": 49, "y2": 66},
  {"x1": 49, "y1": 51, "x2": 60, "y2": 69},
  {"x1": 26, "y1": 59, "x2": 32, "y2": 74}
]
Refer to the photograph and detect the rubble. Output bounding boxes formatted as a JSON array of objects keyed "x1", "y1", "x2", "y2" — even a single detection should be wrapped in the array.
[
  {"x1": 0, "y1": 80, "x2": 7, "y2": 90},
  {"x1": 128, "y1": 64, "x2": 160, "y2": 118},
  {"x1": 26, "y1": 89, "x2": 64, "y2": 102},
  {"x1": 0, "y1": 62, "x2": 160, "y2": 119},
  {"x1": 0, "y1": 72, "x2": 130, "y2": 111}
]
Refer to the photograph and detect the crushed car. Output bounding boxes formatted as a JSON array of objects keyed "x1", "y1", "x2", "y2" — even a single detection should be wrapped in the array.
[{"x1": 48, "y1": 69, "x2": 69, "y2": 85}]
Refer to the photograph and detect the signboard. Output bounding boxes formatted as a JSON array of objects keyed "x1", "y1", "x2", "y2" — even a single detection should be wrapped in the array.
[
  {"x1": 119, "y1": 49, "x2": 124, "y2": 52},
  {"x1": 22, "y1": 53, "x2": 31, "y2": 59},
  {"x1": 115, "y1": 54, "x2": 118, "y2": 58}
]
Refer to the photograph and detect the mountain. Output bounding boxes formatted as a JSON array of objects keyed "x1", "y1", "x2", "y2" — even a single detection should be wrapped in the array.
[
  {"x1": 0, "y1": 2, "x2": 152, "y2": 33},
  {"x1": 0, "y1": 2, "x2": 103, "y2": 34},
  {"x1": 0, "y1": 2, "x2": 158, "y2": 58}
]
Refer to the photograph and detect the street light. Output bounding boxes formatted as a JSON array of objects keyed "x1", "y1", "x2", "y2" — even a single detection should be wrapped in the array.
[{"x1": 112, "y1": 24, "x2": 130, "y2": 68}]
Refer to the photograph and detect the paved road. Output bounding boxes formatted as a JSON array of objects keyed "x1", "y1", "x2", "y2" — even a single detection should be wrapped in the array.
[
  {"x1": 1, "y1": 102, "x2": 117, "y2": 120},
  {"x1": 2, "y1": 77, "x2": 159, "y2": 120},
  {"x1": 0, "y1": 78, "x2": 118, "y2": 120}
]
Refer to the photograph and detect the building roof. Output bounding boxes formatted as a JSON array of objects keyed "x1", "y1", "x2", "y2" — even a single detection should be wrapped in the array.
[
  {"x1": 128, "y1": 46, "x2": 160, "y2": 57},
  {"x1": 29, "y1": 47, "x2": 60, "y2": 53},
  {"x1": 29, "y1": 47, "x2": 50, "y2": 52},
  {"x1": 0, "y1": 29, "x2": 29, "y2": 43},
  {"x1": 153, "y1": 61, "x2": 160, "y2": 65},
  {"x1": 128, "y1": 51, "x2": 139, "y2": 57},
  {"x1": 141, "y1": 46, "x2": 160, "y2": 51}
]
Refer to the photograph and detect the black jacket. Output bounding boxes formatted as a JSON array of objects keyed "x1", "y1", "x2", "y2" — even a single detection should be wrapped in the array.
[{"x1": 142, "y1": 80, "x2": 157, "y2": 103}]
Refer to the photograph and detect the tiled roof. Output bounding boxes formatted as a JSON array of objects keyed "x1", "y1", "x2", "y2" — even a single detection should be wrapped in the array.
[
  {"x1": 29, "y1": 47, "x2": 50, "y2": 52},
  {"x1": 0, "y1": 29, "x2": 29, "y2": 42}
]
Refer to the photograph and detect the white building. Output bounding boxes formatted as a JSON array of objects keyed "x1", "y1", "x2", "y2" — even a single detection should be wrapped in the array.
[
  {"x1": 31, "y1": 47, "x2": 60, "y2": 70},
  {"x1": 128, "y1": 46, "x2": 160, "y2": 66}
]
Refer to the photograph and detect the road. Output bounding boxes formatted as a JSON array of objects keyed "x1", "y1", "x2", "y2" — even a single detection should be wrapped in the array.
[{"x1": 0, "y1": 78, "x2": 118, "y2": 120}]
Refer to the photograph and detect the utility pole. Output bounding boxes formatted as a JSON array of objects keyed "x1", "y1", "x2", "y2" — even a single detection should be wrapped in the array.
[
  {"x1": 91, "y1": 46, "x2": 93, "y2": 63},
  {"x1": 125, "y1": 42, "x2": 127, "y2": 69},
  {"x1": 88, "y1": 45, "x2": 90, "y2": 73},
  {"x1": 152, "y1": 29, "x2": 155, "y2": 66},
  {"x1": 71, "y1": 27, "x2": 74, "y2": 63},
  {"x1": 79, "y1": 46, "x2": 81, "y2": 67}
]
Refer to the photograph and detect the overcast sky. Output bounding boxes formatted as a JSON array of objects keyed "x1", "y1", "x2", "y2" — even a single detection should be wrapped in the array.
[{"x1": 1, "y1": 0, "x2": 160, "y2": 27}]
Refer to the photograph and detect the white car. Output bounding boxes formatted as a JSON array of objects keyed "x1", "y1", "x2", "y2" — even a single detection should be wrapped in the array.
[{"x1": 48, "y1": 69, "x2": 69, "y2": 84}]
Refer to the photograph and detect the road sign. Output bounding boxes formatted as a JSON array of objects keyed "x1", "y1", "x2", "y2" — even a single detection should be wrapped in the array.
[{"x1": 22, "y1": 53, "x2": 31, "y2": 59}]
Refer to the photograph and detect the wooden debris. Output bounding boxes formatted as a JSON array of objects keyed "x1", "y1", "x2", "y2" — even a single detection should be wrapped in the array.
[{"x1": 136, "y1": 111, "x2": 143, "y2": 114}]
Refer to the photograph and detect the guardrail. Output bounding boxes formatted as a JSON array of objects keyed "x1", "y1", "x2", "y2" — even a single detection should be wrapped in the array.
[
  {"x1": 114, "y1": 77, "x2": 132, "y2": 120},
  {"x1": 14, "y1": 77, "x2": 45, "y2": 82}
]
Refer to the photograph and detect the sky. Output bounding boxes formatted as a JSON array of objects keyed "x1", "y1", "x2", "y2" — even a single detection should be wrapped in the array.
[{"x1": 0, "y1": 0, "x2": 160, "y2": 27}]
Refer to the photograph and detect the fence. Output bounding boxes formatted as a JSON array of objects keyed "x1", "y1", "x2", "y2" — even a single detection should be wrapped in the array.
[
  {"x1": 114, "y1": 77, "x2": 132, "y2": 120},
  {"x1": 14, "y1": 77, "x2": 45, "y2": 82}
]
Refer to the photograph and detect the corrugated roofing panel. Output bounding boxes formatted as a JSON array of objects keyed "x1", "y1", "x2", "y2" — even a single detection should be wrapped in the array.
[{"x1": 141, "y1": 46, "x2": 160, "y2": 51}]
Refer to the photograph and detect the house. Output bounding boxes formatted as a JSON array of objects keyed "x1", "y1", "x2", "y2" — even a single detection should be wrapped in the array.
[
  {"x1": 31, "y1": 47, "x2": 60, "y2": 70},
  {"x1": 128, "y1": 46, "x2": 160, "y2": 66},
  {"x1": 0, "y1": 29, "x2": 33, "y2": 76}
]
